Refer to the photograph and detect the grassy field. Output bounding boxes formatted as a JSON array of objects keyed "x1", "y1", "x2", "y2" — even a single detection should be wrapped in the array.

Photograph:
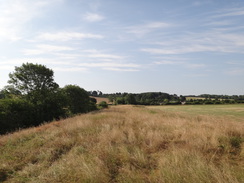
[
  {"x1": 148, "y1": 104, "x2": 244, "y2": 122},
  {"x1": 185, "y1": 97, "x2": 206, "y2": 100},
  {"x1": 0, "y1": 105, "x2": 243, "y2": 182},
  {"x1": 91, "y1": 96, "x2": 112, "y2": 104}
]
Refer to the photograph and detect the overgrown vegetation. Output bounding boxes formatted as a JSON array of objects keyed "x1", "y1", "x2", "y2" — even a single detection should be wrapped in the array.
[
  {"x1": 0, "y1": 105, "x2": 243, "y2": 182},
  {"x1": 0, "y1": 63, "x2": 97, "y2": 135}
]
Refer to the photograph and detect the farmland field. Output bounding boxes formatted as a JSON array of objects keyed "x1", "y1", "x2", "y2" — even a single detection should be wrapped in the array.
[
  {"x1": 91, "y1": 96, "x2": 111, "y2": 104},
  {"x1": 148, "y1": 104, "x2": 244, "y2": 122},
  {"x1": 0, "y1": 105, "x2": 243, "y2": 182}
]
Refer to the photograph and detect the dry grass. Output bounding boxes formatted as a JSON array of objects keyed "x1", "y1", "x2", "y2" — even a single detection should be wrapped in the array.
[
  {"x1": 91, "y1": 97, "x2": 111, "y2": 104},
  {"x1": 0, "y1": 105, "x2": 243, "y2": 182}
]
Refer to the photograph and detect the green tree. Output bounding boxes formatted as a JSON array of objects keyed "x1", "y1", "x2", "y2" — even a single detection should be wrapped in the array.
[
  {"x1": 8, "y1": 63, "x2": 59, "y2": 96},
  {"x1": 125, "y1": 94, "x2": 137, "y2": 104},
  {"x1": 116, "y1": 97, "x2": 125, "y2": 104},
  {"x1": 7, "y1": 63, "x2": 66, "y2": 126},
  {"x1": 62, "y1": 85, "x2": 92, "y2": 114}
]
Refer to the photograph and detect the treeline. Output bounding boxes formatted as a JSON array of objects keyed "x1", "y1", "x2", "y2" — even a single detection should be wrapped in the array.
[
  {"x1": 89, "y1": 92, "x2": 184, "y2": 105},
  {"x1": 89, "y1": 91, "x2": 244, "y2": 105},
  {"x1": 0, "y1": 63, "x2": 98, "y2": 135},
  {"x1": 198, "y1": 94, "x2": 244, "y2": 101},
  {"x1": 111, "y1": 92, "x2": 183, "y2": 105},
  {"x1": 185, "y1": 94, "x2": 244, "y2": 104}
]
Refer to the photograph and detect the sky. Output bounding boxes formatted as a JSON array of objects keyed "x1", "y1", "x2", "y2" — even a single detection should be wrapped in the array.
[{"x1": 0, "y1": 0, "x2": 244, "y2": 95}]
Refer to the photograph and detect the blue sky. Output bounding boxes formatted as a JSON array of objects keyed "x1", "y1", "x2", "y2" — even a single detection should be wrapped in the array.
[{"x1": 0, "y1": 0, "x2": 244, "y2": 95}]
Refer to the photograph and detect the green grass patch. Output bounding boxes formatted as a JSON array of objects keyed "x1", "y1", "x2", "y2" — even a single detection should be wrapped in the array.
[{"x1": 147, "y1": 104, "x2": 244, "y2": 121}]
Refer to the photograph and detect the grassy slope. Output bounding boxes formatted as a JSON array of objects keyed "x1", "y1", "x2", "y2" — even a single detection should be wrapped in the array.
[{"x1": 0, "y1": 105, "x2": 243, "y2": 182}]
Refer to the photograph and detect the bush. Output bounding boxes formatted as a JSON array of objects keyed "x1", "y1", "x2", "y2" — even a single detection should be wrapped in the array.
[
  {"x1": 0, "y1": 98, "x2": 35, "y2": 134},
  {"x1": 98, "y1": 101, "x2": 108, "y2": 109},
  {"x1": 62, "y1": 85, "x2": 95, "y2": 114}
]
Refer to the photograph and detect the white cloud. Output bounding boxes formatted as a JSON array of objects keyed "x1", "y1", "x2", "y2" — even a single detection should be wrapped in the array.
[
  {"x1": 0, "y1": 58, "x2": 72, "y2": 67},
  {"x1": 83, "y1": 13, "x2": 104, "y2": 22},
  {"x1": 186, "y1": 64, "x2": 206, "y2": 69},
  {"x1": 37, "y1": 44, "x2": 74, "y2": 52},
  {"x1": 82, "y1": 49, "x2": 125, "y2": 61},
  {"x1": 54, "y1": 53, "x2": 84, "y2": 59},
  {"x1": 226, "y1": 68, "x2": 244, "y2": 75},
  {"x1": 126, "y1": 21, "x2": 170, "y2": 37},
  {"x1": 154, "y1": 61, "x2": 183, "y2": 65},
  {"x1": 213, "y1": 8, "x2": 244, "y2": 18},
  {"x1": 184, "y1": 73, "x2": 209, "y2": 77},
  {"x1": 87, "y1": 54, "x2": 124, "y2": 60},
  {"x1": 226, "y1": 61, "x2": 244, "y2": 66},
  {"x1": 103, "y1": 68, "x2": 139, "y2": 72},
  {"x1": 23, "y1": 44, "x2": 74, "y2": 55},
  {"x1": 78, "y1": 62, "x2": 140, "y2": 68},
  {"x1": 141, "y1": 30, "x2": 244, "y2": 55},
  {"x1": 153, "y1": 58, "x2": 206, "y2": 70},
  {"x1": 36, "y1": 32, "x2": 104, "y2": 41},
  {"x1": 0, "y1": 0, "x2": 62, "y2": 41},
  {"x1": 53, "y1": 61, "x2": 140, "y2": 72},
  {"x1": 53, "y1": 67, "x2": 88, "y2": 72}
]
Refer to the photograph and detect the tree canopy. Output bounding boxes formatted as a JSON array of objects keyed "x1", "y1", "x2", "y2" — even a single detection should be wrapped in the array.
[
  {"x1": 8, "y1": 63, "x2": 59, "y2": 95},
  {"x1": 62, "y1": 85, "x2": 92, "y2": 114}
]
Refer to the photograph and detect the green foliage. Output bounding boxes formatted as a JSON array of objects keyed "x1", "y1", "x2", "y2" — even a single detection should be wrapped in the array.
[
  {"x1": 0, "y1": 85, "x2": 21, "y2": 99},
  {"x1": 98, "y1": 101, "x2": 108, "y2": 109},
  {"x1": 62, "y1": 85, "x2": 95, "y2": 114},
  {"x1": 108, "y1": 92, "x2": 180, "y2": 105},
  {"x1": 116, "y1": 97, "x2": 126, "y2": 104},
  {"x1": 8, "y1": 63, "x2": 59, "y2": 95},
  {"x1": 89, "y1": 98, "x2": 98, "y2": 111},
  {"x1": 34, "y1": 90, "x2": 67, "y2": 123},
  {"x1": 90, "y1": 97, "x2": 97, "y2": 104},
  {"x1": 0, "y1": 98, "x2": 35, "y2": 134},
  {"x1": 125, "y1": 94, "x2": 137, "y2": 104},
  {"x1": 0, "y1": 63, "x2": 98, "y2": 135}
]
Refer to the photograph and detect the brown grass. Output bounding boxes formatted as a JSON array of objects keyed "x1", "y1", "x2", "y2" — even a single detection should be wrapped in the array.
[
  {"x1": 91, "y1": 96, "x2": 112, "y2": 104},
  {"x1": 0, "y1": 105, "x2": 243, "y2": 182}
]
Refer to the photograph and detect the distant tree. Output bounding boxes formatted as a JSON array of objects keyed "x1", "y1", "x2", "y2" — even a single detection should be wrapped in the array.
[
  {"x1": 92, "y1": 91, "x2": 98, "y2": 96},
  {"x1": 125, "y1": 94, "x2": 137, "y2": 104},
  {"x1": 163, "y1": 99, "x2": 169, "y2": 105},
  {"x1": 116, "y1": 97, "x2": 126, "y2": 104},
  {"x1": 98, "y1": 91, "x2": 103, "y2": 96},
  {"x1": 108, "y1": 95, "x2": 114, "y2": 103},
  {"x1": 179, "y1": 95, "x2": 186, "y2": 102}
]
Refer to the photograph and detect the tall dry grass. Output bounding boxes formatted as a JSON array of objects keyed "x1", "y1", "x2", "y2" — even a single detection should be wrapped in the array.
[{"x1": 0, "y1": 105, "x2": 243, "y2": 182}]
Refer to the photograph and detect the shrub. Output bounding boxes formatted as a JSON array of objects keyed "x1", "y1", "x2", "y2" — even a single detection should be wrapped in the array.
[
  {"x1": 98, "y1": 101, "x2": 108, "y2": 109},
  {"x1": 0, "y1": 98, "x2": 35, "y2": 134}
]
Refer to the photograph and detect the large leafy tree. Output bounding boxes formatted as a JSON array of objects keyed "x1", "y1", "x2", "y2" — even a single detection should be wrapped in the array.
[
  {"x1": 7, "y1": 63, "x2": 65, "y2": 125},
  {"x1": 62, "y1": 85, "x2": 95, "y2": 114},
  {"x1": 8, "y1": 63, "x2": 59, "y2": 95}
]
